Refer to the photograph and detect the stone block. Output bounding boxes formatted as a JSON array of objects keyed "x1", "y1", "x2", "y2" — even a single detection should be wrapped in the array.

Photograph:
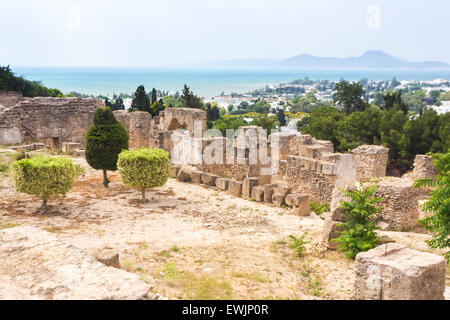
[
  {"x1": 96, "y1": 252, "x2": 120, "y2": 269},
  {"x1": 201, "y1": 173, "x2": 219, "y2": 186},
  {"x1": 177, "y1": 166, "x2": 193, "y2": 182},
  {"x1": 242, "y1": 177, "x2": 259, "y2": 199},
  {"x1": 228, "y1": 180, "x2": 243, "y2": 197},
  {"x1": 321, "y1": 163, "x2": 335, "y2": 175},
  {"x1": 322, "y1": 217, "x2": 343, "y2": 250},
  {"x1": 251, "y1": 186, "x2": 265, "y2": 202},
  {"x1": 286, "y1": 194, "x2": 310, "y2": 216},
  {"x1": 272, "y1": 193, "x2": 286, "y2": 207},
  {"x1": 354, "y1": 244, "x2": 446, "y2": 300},
  {"x1": 170, "y1": 166, "x2": 181, "y2": 178},
  {"x1": 276, "y1": 185, "x2": 291, "y2": 196},
  {"x1": 216, "y1": 178, "x2": 231, "y2": 190},
  {"x1": 62, "y1": 142, "x2": 81, "y2": 154},
  {"x1": 190, "y1": 171, "x2": 202, "y2": 184},
  {"x1": 263, "y1": 184, "x2": 275, "y2": 203}
]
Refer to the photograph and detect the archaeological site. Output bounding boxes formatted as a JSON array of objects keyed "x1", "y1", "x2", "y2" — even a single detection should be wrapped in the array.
[{"x1": 0, "y1": 93, "x2": 448, "y2": 301}]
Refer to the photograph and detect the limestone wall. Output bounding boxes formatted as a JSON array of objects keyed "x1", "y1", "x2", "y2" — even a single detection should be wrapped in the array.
[
  {"x1": 0, "y1": 97, "x2": 104, "y2": 147},
  {"x1": 0, "y1": 91, "x2": 26, "y2": 107},
  {"x1": 411, "y1": 154, "x2": 437, "y2": 180},
  {"x1": 113, "y1": 110, "x2": 152, "y2": 148},
  {"x1": 352, "y1": 145, "x2": 389, "y2": 181},
  {"x1": 374, "y1": 177, "x2": 429, "y2": 231},
  {"x1": 284, "y1": 155, "x2": 338, "y2": 203},
  {"x1": 162, "y1": 108, "x2": 206, "y2": 136}
]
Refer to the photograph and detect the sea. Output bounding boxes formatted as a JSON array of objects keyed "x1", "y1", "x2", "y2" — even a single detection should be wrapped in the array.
[{"x1": 14, "y1": 67, "x2": 450, "y2": 99}]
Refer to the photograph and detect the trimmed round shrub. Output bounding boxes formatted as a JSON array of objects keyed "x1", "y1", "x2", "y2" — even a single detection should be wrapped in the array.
[
  {"x1": 117, "y1": 148, "x2": 170, "y2": 202},
  {"x1": 12, "y1": 156, "x2": 76, "y2": 209},
  {"x1": 85, "y1": 107, "x2": 129, "y2": 187}
]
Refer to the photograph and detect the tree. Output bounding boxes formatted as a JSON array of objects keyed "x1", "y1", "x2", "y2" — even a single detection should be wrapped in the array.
[
  {"x1": 117, "y1": 148, "x2": 170, "y2": 203},
  {"x1": 111, "y1": 97, "x2": 125, "y2": 111},
  {"x1": 413, "y1": 151, "x2": 450, "y2": 261},
  {"x1": 333, "y1": 183, "x2": 382, "y2": 259},
  {"x1": 180, "y1": 84, "x2": 203, "y2": 109},
  {"x1": 0, "y1": 65, "x2": 64, "y2": 98},
  {"x1": 149, "y1": 101, "x2": 166, "y2": 117},
  {"x1": 381, "y1": 90, "x2": 408, "y2": 114},
  {"x1": 213, "y1": 116, "x2": 247, "y2": 136},
  {"x1": 333, "y1": 81, "x2": 368, "y2": 115},
  {"x1": 12, "y1": 156, "x2": 76, "y2": 210},
  {"x1": 298, "y1": 106, "x2": 344, "y2": 149},
  {"x1": 85, "y1": 107, "x2": 129, "y2": 188},
  {"x1": 131, "y1": 85, "x2": 150, "y2": 112},
  {"x1": 205, "y1": 102, "x2": 220, "y2": 128},
  {"x1": 151, "y1": 87, "x2": 157, "y2": 105},
  {"x1": 277, "y1": 108, "x2": 286, "y2": 126}
]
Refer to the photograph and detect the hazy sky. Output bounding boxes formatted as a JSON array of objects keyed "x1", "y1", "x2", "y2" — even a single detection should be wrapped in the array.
[{"x1": 2, "y1": 0, "x2": 449, "y2": 67}]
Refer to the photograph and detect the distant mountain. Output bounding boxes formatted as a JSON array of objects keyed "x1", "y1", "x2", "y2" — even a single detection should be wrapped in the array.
[{"x1": 200, "y1": 50, "x2": 450, "y2": 70}]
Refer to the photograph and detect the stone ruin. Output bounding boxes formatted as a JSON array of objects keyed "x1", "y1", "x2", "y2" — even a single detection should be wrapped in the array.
[
  {"x1": 0, "y1": 94, "x2": 436, "y2": 234},
  {"x1": 0, "y1": 94, "x2": 104, "y2": 149},
  {"x1": 0, "y1": 92, "x2": 445, "y2": 300}
]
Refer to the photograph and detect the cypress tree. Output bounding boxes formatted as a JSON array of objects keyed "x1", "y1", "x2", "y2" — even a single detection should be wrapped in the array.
[{"x1": 85, "y1": 107, "x2": 129, "y2": 188}]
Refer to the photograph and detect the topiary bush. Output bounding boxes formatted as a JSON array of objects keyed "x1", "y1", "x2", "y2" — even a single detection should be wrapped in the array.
[
  {"x1": 12, "y1": 156, "x2": 76, "y2": 209},
  {"x1": 117, "y1": 148, "x2": 170, "y2": 202},
  {"x1": 85, "y1": 107, "x2": 129, "y2": 187}
]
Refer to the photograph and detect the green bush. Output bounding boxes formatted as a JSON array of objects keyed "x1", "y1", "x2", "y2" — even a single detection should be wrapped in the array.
[
  {"x1": 332, "y1": 183, "x2": 382, "y2": 259},
  {"x1": 12, "y1": 156, "x2": 76, "y2": 209},
  {"x1": 413, "y1": 151, "x2": 450, "y2": 261},
  {"x1": 85, "y1": 107, "x2": 129, "y2": 187},
  {"x1": 117, "y1": 148, "x2": 170, "y2": 202},
  {"x1": 310, "y1": 200, "x2": 329, "y2": 218}
]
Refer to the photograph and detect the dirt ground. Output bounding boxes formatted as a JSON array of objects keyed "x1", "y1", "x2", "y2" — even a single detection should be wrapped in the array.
[{"x1": 0, "y1": 150, "x2": 448, "y2": 300}]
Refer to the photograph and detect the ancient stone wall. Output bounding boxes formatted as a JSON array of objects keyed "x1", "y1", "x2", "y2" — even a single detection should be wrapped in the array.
[
  {"x1": 373, "y1": 177, "x2": 429, "y2": 231},
  {"x1": 0, "y1": 91, "x2": 26, "y2": 107},
  {"x1": 411, "y1": 154, "x2": 437, "y2": 180},
  {"x1": 284, "y1": 155, "x2": 338, "y2": 203},
  {"x1": 113, "y1": 110, "x2": 152, "y2": 148},
  {"x1": 352, "y1": 145, "x2": 389, "y2": 181},
  {"x1": 162, "y1": 108, "x2": 206, "y2": 136},
  {"x1": 0, "y1": 97, "x2": 104, "y2": 147}
]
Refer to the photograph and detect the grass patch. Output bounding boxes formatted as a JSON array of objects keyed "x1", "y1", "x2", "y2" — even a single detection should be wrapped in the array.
[
  {"x1": 170, "y1": 244, "x2": 180, "y2": 253},
  {"x1": 0, "y1": 219, "x2": 18, "y2": 230},
  {"x1": 159, "y1": 260, "x2": 179, "y2": 286},
  {"x1": 300, "y1": 263, "x2": 322, "y2": 297},
  {"x1": 182, "y1": 273, "x2": 233, "y2": 300},
  {"x1": 122, "y1": 259, "x2": 133, "y2": 272},
  {"x1": 231, "y1": 271, "x2": 271, "y2": 283}
]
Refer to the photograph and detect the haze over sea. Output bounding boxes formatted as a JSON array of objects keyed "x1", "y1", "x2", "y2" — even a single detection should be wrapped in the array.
[{"x1": 14, "y1": 67, "x2": 450, "y2": 99}]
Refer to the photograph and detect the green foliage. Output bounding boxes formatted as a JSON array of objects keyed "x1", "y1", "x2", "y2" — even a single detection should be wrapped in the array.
[
  {"x1": 12, "y1": 156, "x2": 75, "y2": 208},
  {"x1": 0, "y1": 65, "x2": 64, "y2": 97},
  {"x1": 298, "y1": 106, "x2": 344, "y2": 147},
  {"x1": 381, "y1": 90, "x2": 408, "y2": 114},
  {"x1": 250, "y1": 114, "x2": 279, "y2": 133},
  {"x1": 85, "y1": 107, "x2": 129, "y2": 187},
  {"x1": 333, "y1": 80, "x2": 368, "y2": 115},
  {"x1": 277, "y1": 108, "x2": 286, "y2": 126},
  {"x1": 117, "y1": 148, "x2": 170, "y2": 202},
  {"x1": 181, "y1": 84, "x2": 204, "y2": 109},
  {"x1": 333, "y1": 184, "x2": 382, "y2": 259},
  {"x1": 413, "y1": 151, "x2": 450, "y2": 261},
  {"x1": 310, "y1": 200, "x2": 329, "y2": 217},
  {"x1": 0, "y1": 161, "x2": 8, "y2": 173},
  {"x1": 300, "y1": 105, "x2": 448, "y2": 174},
  {"x1": 130, "y1": 85, "x2": 150, "y2": 111},
  {"x1": 288, "y1": 233, "x2": 309, "y2": 257},
  {"x1": 213, "y1": 116, "x2": 247, "y2": 136}
]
